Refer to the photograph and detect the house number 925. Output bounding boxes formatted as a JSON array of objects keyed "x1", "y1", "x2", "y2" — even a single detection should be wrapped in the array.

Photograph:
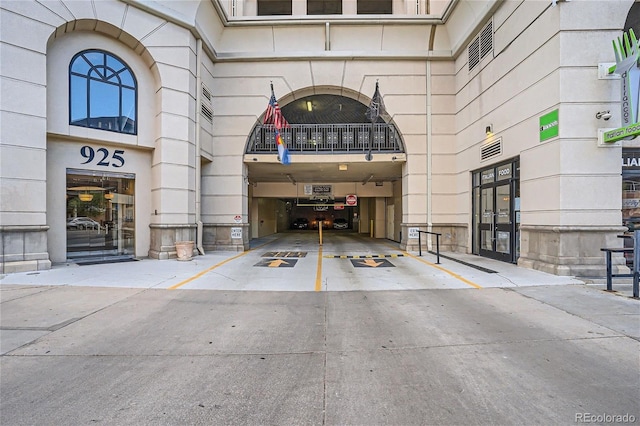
[{"x1": 80, "y1": 146, "x2": 125, "y2": 168}]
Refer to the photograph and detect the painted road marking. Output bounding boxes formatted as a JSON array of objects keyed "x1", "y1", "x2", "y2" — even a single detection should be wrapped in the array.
[
  {"x1": 168, "y1": 236, "x2": 282, "y2": 290},
  {"x1": 254, "y1": 258, "x2": 297, "y2": 267},
  {"x1": 324, "y1": 254, "x2": 403, "y2": 259},
  {"x1": 351, "y1": 258, "x2": 394, "y2": 268},
  {"x1": 315, "y1": 246, "x2": 323, "y2": 292},
  {"x1": 263, "y1": 251, "x2": 307, "y2": 258}
]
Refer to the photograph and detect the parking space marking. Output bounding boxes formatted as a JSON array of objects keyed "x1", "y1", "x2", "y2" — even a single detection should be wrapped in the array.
[
  {"x1": 168, "y1": 237, "x2": 281, "y2": 290},
  {"x1": 315, "y1": 246, "x2": 323, "y2": 292}
]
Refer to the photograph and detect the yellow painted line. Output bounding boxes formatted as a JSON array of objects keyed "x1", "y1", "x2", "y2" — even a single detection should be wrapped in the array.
[
  {"x1": 403, "y1": 251, "x2": 482, "y2": 289},
  {"x1": 383, "y1": 242, "x2": 482, "y2": 289},
  {"x1": 168, "y1": 238, "x2": 279, "y2": 290},
  {"x1": 315, "y1": 246, "x2": 323, "y2": 292}
]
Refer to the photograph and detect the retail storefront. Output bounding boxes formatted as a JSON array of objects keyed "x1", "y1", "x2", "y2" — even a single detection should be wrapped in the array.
[{"x1": 472, "y1": 158, "x2": 520, "y2": 264}]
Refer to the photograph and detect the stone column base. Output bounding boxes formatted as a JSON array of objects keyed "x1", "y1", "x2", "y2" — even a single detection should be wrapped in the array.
[
  {"x1": 202, "y1": 223, "x2": 249, "y2": 252},
  {"x1": 400, "y1": 223, "x2": 469, "y2": 254},
  {"x1": 518, "y1": 225, "x2": 629, "y2": 277},
  {"x1": 0, "y1": 226, "x2": 51, "y2": 274},
  {"x1": 149, "y1": 224, "x2": 197, "y2": 260}
]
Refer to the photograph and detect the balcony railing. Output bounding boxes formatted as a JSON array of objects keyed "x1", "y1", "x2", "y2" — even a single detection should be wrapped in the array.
[{"x1": 246, "y1": 123, "x2": 404, "y2": 155}]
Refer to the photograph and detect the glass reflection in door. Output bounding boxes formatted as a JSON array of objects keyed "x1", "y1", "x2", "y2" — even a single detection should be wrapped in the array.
[{"x1": 66, "y1": 169, "x2": 135, "y2": 262}]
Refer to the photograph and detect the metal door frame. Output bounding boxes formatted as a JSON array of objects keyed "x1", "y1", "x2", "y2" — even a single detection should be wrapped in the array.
[{"x1": 472, "y1": 158, "x2": 519, "y2": 263}]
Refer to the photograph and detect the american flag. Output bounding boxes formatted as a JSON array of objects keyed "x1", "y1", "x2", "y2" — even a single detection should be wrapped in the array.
[
  {"x1": 264, "y1": 84, "x2": 291, "y2": 165},
  {"x1": 264, "y1": 85, "x2": 290, "y2": 130}
]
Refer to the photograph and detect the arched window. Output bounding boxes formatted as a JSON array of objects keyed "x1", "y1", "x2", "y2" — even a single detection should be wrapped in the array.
[{"x1": 69, "y1": 50, "x2": 137, "y2": 135}]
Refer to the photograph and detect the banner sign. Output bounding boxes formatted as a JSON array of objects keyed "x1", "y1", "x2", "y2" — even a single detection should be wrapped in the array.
[{"x1": 604, "y1": 123, "x2": 640, "y2": 144}]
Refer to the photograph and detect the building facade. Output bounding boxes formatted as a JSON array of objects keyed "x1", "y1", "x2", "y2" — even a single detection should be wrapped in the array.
[{"x1": 1, "y1": 0, "x2": 637, "y2": 276}]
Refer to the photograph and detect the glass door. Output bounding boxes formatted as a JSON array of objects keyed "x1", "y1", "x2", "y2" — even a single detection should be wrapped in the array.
[
  {"x1": 473, "y1": 160, "x2": 518, "y2": 263},
  {"x1": 66, "y1": 169, "x2": 135, "y2": 263}
]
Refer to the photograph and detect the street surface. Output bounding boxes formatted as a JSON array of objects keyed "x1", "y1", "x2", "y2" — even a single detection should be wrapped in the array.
[{"x1": 1, "y1": 232, "x2": 638, "y2": 425}]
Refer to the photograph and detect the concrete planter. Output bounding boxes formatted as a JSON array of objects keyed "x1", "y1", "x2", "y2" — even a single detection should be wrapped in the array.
[{"x1": 175, "y1": 241, "x2": 194, "y2": 261}]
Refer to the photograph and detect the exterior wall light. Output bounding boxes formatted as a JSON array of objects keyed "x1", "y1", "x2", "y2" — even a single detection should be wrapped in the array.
[{"x1": 486, "y1": 124, "x2": 493, "y2": 135}]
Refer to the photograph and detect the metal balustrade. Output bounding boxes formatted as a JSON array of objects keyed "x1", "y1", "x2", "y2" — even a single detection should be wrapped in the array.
[{"x1": 246, "y1": 123, "x2": 404, "y2": 154}]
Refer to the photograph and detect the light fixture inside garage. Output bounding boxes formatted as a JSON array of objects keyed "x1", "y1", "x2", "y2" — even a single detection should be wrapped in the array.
[
  {"x1": 306, "y1": 101, "x2": 313, "y2": 112},
  {"x1": 339, "y1": 164, "x2": 348, "y2": 171},
  {"x1": 104, "y1": 192, "x2": 114, "y2": 200}
]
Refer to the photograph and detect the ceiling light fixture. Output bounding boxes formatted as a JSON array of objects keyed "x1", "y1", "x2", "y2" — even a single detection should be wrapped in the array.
[
  {"x1": 362, "y1": 174, "x2": 374, "y2": 186},
  {"x1": 339, "y1": 164, "x2": 348, "y2": 171},
  {"x1": 286, "y1": 174, "x2": 296, "y2": 185},
  {"x1": 104, "y1": 192, "x2": 114, "y2": 200},
  {"x1": 306, "y1": 101, "x2": 313, "y2": 112},
  {"x1": 78, "y1": 193, "x2": 93, "y2": 202}
]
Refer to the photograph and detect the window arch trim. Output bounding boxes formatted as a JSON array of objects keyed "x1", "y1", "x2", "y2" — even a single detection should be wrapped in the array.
[{"x1": 69, "y1": 49, "x2": 138, "y2": 135}]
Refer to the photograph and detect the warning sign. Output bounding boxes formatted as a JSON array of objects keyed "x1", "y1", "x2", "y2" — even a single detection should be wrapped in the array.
[{"x1": 346, "y1": 194, "x2": 357, "y2": 206}]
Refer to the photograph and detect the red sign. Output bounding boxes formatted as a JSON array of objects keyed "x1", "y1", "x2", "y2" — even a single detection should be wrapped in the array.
[
  {"x1": 334, "y1": 203, "x2": 344, "y2": 210},
  {"x1": 346, "y1": 194, "x2": 357, "y2": 206}
]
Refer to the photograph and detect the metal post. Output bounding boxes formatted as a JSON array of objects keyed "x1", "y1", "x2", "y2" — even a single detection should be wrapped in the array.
[
  {"x1": 634, "y1": 230, "x2": 640, "y2": 298},
  {"x1": 319, "y1": 221, "x2": 323, "y2": 246},
  {"x1": 435, "y1": 233, "x2": 440, "y2": 264},
  {"x1": 605, "y1": 250, "x2": 613, "y2": 292},
  {"x1": 418, "y1": 231, "x2": 422, "y2": 256}
]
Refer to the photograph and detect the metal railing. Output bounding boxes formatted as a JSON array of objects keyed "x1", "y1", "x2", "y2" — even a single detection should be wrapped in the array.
[
  {"x1": 601, "y1": 230, "x2": 640, "y2": 298},
  {"x1": 417, "y1": 230, "x2": 441, "y2": 264},
  {"x1": 246, "y1": 123, "x2": 404, "y2": 154}
]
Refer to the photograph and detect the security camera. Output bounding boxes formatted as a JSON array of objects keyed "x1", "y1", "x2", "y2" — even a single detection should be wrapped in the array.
[{"x1": 596, "y1": 110, "x2": 612, "y2": 121}]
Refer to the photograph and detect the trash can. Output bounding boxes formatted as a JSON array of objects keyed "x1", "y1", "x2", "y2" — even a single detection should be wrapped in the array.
[{"x1": 175, "y1": 241, "x2": 194, "y2": 261}]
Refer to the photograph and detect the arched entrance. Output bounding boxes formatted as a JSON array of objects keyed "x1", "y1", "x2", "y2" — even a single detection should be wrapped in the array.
[{"x1": 244, "y1": 89, "x2": 406, "y2": 242}]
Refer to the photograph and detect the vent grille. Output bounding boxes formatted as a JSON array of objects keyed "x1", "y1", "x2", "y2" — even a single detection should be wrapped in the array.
[
  {"x1": 202, "y1": 85, "x2": 212, "y2": 103},
  {"x1": 481, "y1": 138, "x2": 502, "y2": 161},
  {"x1": 480, "y1": 20, "x2": 493, "y2": 58},
  {"x1": 468, "y1": 38, "x2": 480, "y2": 71},
  {"x1": 468, "y1": 20, "x2": 493, "y2": 72},
  {"x1": 201, "y1": 103, "x2": 213, "y2": 123}
]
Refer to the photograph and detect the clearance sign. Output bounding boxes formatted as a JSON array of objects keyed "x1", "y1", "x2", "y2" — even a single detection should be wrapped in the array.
[{"x1": 604, "y1": 29, "x2": 640, "y2": 144}]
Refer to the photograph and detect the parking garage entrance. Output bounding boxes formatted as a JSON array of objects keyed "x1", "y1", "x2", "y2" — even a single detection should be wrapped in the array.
[
  {"x1": 66, "y1": 169, "x2": 135, "y2": 263},
  {"x1": 245, "y1": 91, "x2": 405, "y2": 242}
]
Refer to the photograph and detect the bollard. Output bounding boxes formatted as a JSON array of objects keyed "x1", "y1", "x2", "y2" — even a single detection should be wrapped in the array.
[{"x1": 319, "y1": 221, "x2": 323, "y2": 246}]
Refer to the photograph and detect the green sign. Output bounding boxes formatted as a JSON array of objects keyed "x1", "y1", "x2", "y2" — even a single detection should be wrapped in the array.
[
  {"x1": 539, "y1": 109, "x2": 559, "y2": 142},
  {"x1": 604, "y1": 29, "x2": 640, "y2": 144},
  {"x1": 603, "y1": 123, "x2": 640, "y2": 144}
]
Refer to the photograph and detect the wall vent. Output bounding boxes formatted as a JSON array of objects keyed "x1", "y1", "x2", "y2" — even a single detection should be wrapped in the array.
[
  {"x1": 468, "y1": 38, "x2": 480, "y2": 71},
  {"x1": 468, "y1": 19, "x2": 493, "y2": 72},
  {"x1": 202, "y1": 85, "x2": 212, "y2": 103},
  {"x1": 201, "y1": 103, "x2": 213, "y2": 123},
  {"x1": 480, "y1": 20, "x2": 493, "y2": 58},
  {"x1": 481, "y1": 138, "x2": 502, "y2": 161}
]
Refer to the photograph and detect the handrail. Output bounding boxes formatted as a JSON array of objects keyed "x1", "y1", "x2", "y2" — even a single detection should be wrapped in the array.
[
  {"x1": 417, "y1": 230, "x2": 441, "y2": 264},
  {"x1": 246, "y1": 123, "x2": 404, "y2": 154}
]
